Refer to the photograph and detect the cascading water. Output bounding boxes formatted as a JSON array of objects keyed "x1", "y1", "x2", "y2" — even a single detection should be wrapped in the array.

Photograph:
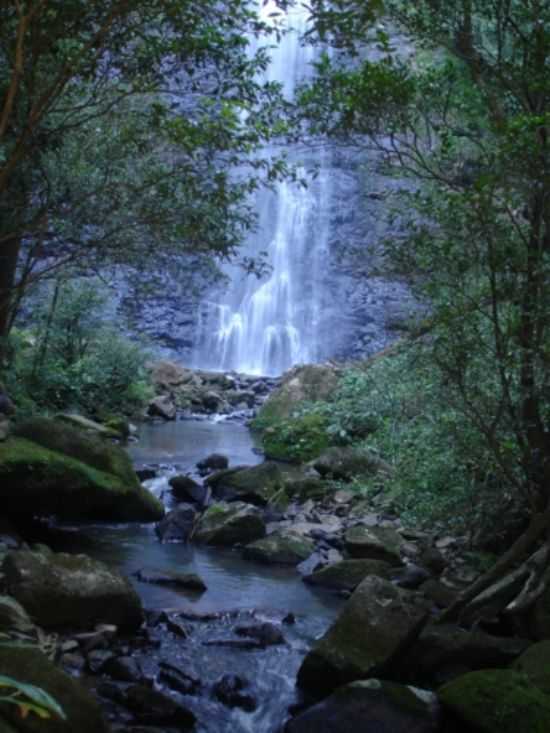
[{"x1": 194, "y1": 2, "x2": 332, "y2": 377}]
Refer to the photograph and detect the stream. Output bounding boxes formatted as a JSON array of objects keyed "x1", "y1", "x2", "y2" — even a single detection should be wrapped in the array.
[{"x1": 63, "y1": 419, "x2": 344, "y2": 732}]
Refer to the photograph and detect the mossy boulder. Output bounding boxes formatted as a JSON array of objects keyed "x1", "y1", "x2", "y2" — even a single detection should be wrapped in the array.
[
  {"x1": 284, "y1": 477, "x2": 328, "y2": 502},
  {"x1": 286, "y1": 679, "x2": 440, "y2": 733},
  {"x1": 194, "y1": 502, "x2": 266, "y2": 546},
  {"x1": 261, "y1": 413, "x2": 330, "y2": 463},
  {"x1": 1, "y1": 549, "x2": 143, "y2": 631},
  {"x1": 0, "y1": 645, "x2": 108, "y2": 733},
  {"x1": 0, "y1": 417, "x2": 163, "y2": 521},
  {"x1": 313, "y1": 446, "x2": 391, "y2": 481},
  {"x1": 344, "y1": 525, "x2": 403, "y2": 564},
  {"x1": 206, "y1": 462, "x2": 283, "y2": 506},
  {"x1": 303, "y1": 559, "x2": 396, "y2": 592},
  {"x1": 243, "y1": 531, "x2": 315, "y2": 566},
  {"x1": 258, "y1": 364, "x2": 340, "y2": 422},
  {"x1": 297, "y1": 576, "x2": 430, "y2": 698},
  {"x1": 512, "y1": 641, "x2": 550, "y2": 694},
  {"x1": 438, "y1": 669, "x2": 550, "y2": 733}
]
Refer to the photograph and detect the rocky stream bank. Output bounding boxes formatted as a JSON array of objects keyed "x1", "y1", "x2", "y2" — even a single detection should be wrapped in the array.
[{"x1": 1, "y1": 366, "x2": 550, "y2": 733}]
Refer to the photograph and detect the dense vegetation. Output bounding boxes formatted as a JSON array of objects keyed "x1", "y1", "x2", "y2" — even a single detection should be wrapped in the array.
[{"x1": 1, "y1": 0, "x2": 549, "y2": 631}]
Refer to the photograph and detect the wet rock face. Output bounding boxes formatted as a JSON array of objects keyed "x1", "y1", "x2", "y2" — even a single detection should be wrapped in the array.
[
  {"x1": 213, "y1": 674, "x2": 257, "y2": 712},
  {"x1": 194, "y1": 501, "x2": 266, "y2": 546},
  {"x1": 1, "y1": 549, "x2": 143, "y2": 632},
  {"x1": 206, "y1": 462, "x2": 283, "y2": 506},
  {"x1": 243, "y1": 531, "x2": 315, "y2": 566},
  {"x1": 297, "y1": 576, "x2": 431, "y2": 698},
  {"x1": 155, "y1": 504, "x2": 197, "y2": 543},
  {"x1": 169, "y1": 474, "x2": 208, "y2": 506},
  {"x1": 285, "y1": 679, "x2": 440, "y2": 733}
]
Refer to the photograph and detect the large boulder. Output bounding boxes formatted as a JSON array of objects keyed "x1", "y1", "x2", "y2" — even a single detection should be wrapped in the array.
[
  {"x1": 206, "y1": 462, "x2": 283, "y2": 506},
  {"x1": 0, "y1": 418, "x2": 163, "y2": 521},
  {"x1": 1, "y1": 549, "x2": 143, "y2": 631},
  {"x1": 259, "y1": 364, "x2": 341, "y2": 421},
  {"x1": 297, "y1": 576, "x2": 430, "y2": 698},
  {"x1": 438, "y1": 669, "x2": 550, "y2": 733},
  {"x1": 155, "y1": 504, "x2": 197, "y2": 543},
  {"x1": 344, "y1": 525, "x2": 403, "y2": 564},
  {"x1": 147, "y1": 395, "x2": 177, "y2": 420},
  {"x1": 285, "y1": 679, "x2": 440, "y2": 733},
  {"x1": 303, "y1": 559, "x2": 396, "y2": 592},
  {"x1": 406, "y1": 624, "x2": 529, "y2": 686},
  {"x1": 313, "y1": 446, "x2": 391, "y2": 481},
  {"x1": 0, "y1": 644, "x2": 108, "y2": 733},
  {"x1": 194, "y1": 502, "x2": 266, "y2": 546},
  {"x1": 512, "y1": 641, "x2": 550, "y2": 694},
  {"x1": 243, "y1": 531, "x2": 315, "y2": 566},
  {"x1": 169, "y1": 475, "x2": 208, "y2": 506}
]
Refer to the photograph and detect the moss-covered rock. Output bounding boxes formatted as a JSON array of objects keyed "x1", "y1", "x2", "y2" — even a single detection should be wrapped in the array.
[
  {"x1": 261, "y1": 413, "x2": 330, "y2": 463},
  {"x1": 243, "y1": 531, "x2": 314, "y2": 566},
  {"x1": 284, "y1": 477, "x2": 329, "y2": 502},
  {"x1": 438, "y1": 669, "x2": 550, "y2": 733},
  {"x1": 257, "y1": 364, "x2": 341, "y2": 422},
  {"x1": 313, "y1": 446, "x2": 391, "y2": 481},
  {"x1": 297, "y1": 576, "x2": 430, "y2": 698},
  {"x1": 194, "y1": 502, "x2": 266, "y2": 546},
  {"x1": 303, "y1": 559, "x2": 396, "y2": 592},
  {"x1": 0, "y1": 644, "x2": 108, "y2": 733},
  {"x1": 0, "y1": 418, "x2": 163, "y2": 521},
  {"x1": 344, "y1": 525, "x2": 403, "y2": 564},
  {"x1": 1, "y1": 549, "x2": 143, "y2": 631},
  {"x1": 512, "y1": 641, "x2": 550, "y2": 695},
  {"x1": 286, "y1": 679, "x2": 440, "y2": 733},
  {"x1": 206, "y1": 462, "x2": 283, "y2": 506}
]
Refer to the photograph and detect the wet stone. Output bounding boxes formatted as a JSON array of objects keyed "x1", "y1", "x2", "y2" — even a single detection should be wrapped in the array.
[{"x1": 213, "y1": 674, "x2": 257, "y2": 712}]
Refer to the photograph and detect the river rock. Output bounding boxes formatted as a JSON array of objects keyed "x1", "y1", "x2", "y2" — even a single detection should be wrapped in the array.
[
  {"x1": 243, "y1": 531, "x2": 314, "y2": 565},
  {"x1": 235, "y1": 622, "x2": 285, "y2": 646},
  {"x1": 0, "y1": 644, "x2": 109, "y2": 733},
  {"x1": 297, "y1": 576, "x2": 430, "y2": 697},
  {"x1": 213, "y1": 674, "x2": 257, "y2": 712},
  {"x1": 134, "y1": 567, "x2": 206, "y2": 592},
  {"x1": 194, "y1": 502, "x2": 266, "y2": 546},
  {"x1": 56, "y1": 413, "x2": 122, "y2": 439},
  {"x1": 169, "y1": 474, "x2": 208, "y2": 505},
  {"x1": 206, "y1": 462, "x2": 283, "y2": 506},
  {"x1": 155, "y1": 504, "x2": 197, "y2": 542},
  {"x1": 197, "y1": 453, "x2": 229, "y2": 474},
  {"x1": 303, "y1": 559, "x2": 396, "y2": 592},
  {"x1": 0, "y1": 417, "x2": 163, "y2": 522},
  {"x1": 259, "y1": 364, "x2": 341, "y2": 421},
  {"x1": 123, "y1": 684, "x2": 196, "y2": 728},
  {"x1": 512, "y1": 641, "x2": 550, "y2": 694},
  {"x1": 285, "y1": 679, "x2": 440, "y2": 733},
  {"x1": 313, "y1": 446, "x2": 391, "y2": 481},
  {"x1": 344, "y1": 525, "x2": 403, "y2": 564},
  {"x1": 438, "y1": 669, "x2": 550, "y2": 733},
  {"x1": 285, "y1": 477, "x2": 328, "y2": 502},
  {"x1": 102, "y1": 656, "x2": 144, "y2": 683},
  {"x1": 404, "y1": 624, "x2": 529, "y2": 686},
  {"x1": 159, "y1": 662, "x2": 201, "y2": 696},
  {"x1": 148, "y1": 394, "x2": 177, "y2": 420},
  {"x1": 1, "y1": 549, "x2": 143, "y2": 631}
]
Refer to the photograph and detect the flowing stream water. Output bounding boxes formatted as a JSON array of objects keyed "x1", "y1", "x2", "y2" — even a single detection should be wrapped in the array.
[
  {"x1": 195, "y1": 2, "x2": 332, "y2": 376},
  {"x1": 63, "y1": 419, "x2": 342, "y2": 732}
]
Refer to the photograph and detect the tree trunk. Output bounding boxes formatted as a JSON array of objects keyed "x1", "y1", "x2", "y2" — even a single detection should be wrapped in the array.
[{"x1": 0, "y1": 235, "x2": 22, "y2": 360}]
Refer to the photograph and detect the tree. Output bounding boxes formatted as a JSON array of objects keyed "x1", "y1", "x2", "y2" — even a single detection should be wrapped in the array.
[
  {"x1": 298, "y1": 0, "x2": 550, "y2": 628},
  {"x1": 0, "y1": 0, "x2": 286, "y2": 351}
]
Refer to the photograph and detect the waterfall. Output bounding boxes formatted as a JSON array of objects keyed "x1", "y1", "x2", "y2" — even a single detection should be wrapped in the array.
[{"x1": 194, "y1": 1, "x2": 332, "y2": 377}]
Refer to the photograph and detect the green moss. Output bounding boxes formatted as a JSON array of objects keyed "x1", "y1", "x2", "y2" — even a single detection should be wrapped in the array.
[
  {"x1": 439, "y1": 669, "x2": 550, "y2": 733},
  {"x1": 0, "y1": 437, "x2": 163, "y2": 521},
  {"x1": 259, "y1": 412, "x2": 330, "y2": 463}
]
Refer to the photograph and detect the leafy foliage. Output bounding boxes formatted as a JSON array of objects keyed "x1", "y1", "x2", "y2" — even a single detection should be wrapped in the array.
[
  {"x1": 4, "y1": 280, "x2": 152, "y2": 417},
  {"x1": 0, "y1": 674, "x2": 66, "y2": 721}
]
